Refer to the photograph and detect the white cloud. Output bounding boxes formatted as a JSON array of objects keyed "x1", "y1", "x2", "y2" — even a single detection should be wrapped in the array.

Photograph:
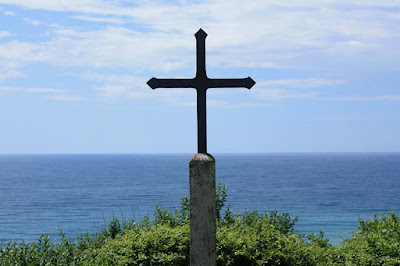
[
  {"x1": 80, "y1": 71, "x2": 194, "y2": 101},
  {"x1": 282, "y1": 94, "x2": 400, "y2": 102},
  {"x1": 0, "y1": 69, "x2": 22, "y2": 82},
  {"x1": 23, "y1": 17, "x2": 41, "y2": 26},
  {"x1": 257, "y1": 78, "x2": 344, "y2": 89},
  {"x1": 377, "y1": 95, "x2": 400, "y2": 101},
  {"x1": 250, "y1": 77, "x2": 342, "y2": 101},
  {"x1": 251, "y1": 79, "x2": 400, "y2": 102},
  {"x1": 32, "y1": 27, "x2": 192, "y2": 70},
  {"x1": 80, "y1": 72, "x2": 151, "y2": 98},
  {"x1": 97, "y1": 84, "x2": 132, "y2": 97},
  {"x1": 81, "y1": 71, "x2": 145, "y2": 84},
  {"x1": 0, "y1": 86, "x2": 63, "y2": 93},
  {"x1": 207, "y1": 99, "x2": 273, "y2": 108},
  {"x1": 0, "y1": 31, "x2": 12, "y2": 38},
  {"x1": 0, "y1": 27, "x2": 190, "y2": 83},
  {"x1": 45, "y1": 94, "x2": 84, "y2": 101},
  {"x1": 251, "y1": 88, "x2": 320, "y2": 101},
  {"x1": 3, "y1": 10, "x2": 15, "y2": 16},
  {"x1": 1, "y1": 1, "x2": 399, "y2": 60},
  {"x1": 0, "y1": 85, "x2": 83, "y2": 101},
  {"x1": 0, "y1": 0, "x2": 398, "y2": 74},
  {"x1": 0, "y1": 41, "x2": 39, "y2": 65},
  {"x1": 70, "y1": 15, "x2": 125, "y2": 24},
  {"x1": 0, "y1": 0, "x2": 399, "y2": 106},
  {"x1": 0, "y1": 0, "x2": 123, "y2": 15}
]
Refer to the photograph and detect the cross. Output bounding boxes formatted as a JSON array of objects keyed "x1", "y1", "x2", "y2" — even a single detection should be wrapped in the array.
[{"x1": 147, "y1": 29, "x2": 255, "y2": 153}]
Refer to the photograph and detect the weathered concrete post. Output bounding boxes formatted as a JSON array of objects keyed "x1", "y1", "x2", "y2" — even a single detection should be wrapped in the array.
[{"x1": 189, "y1": 153, "x2": 216, "y2": 266}]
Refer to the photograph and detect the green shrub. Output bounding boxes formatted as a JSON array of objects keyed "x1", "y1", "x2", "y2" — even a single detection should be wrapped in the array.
[
  {"x1": 216, "y1": 210, "x2": 341, "y2": 265},
  {"x1": 339, "y1": 212, "x2": 400, "y2": 265},
  {"x1": 0, "y1": 182, "x2": 399, "y2": 265}
]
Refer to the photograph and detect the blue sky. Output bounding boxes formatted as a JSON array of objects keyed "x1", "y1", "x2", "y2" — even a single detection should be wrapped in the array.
[{"x1": 0, "y1": 0, "x2": 399, "y2": 153}]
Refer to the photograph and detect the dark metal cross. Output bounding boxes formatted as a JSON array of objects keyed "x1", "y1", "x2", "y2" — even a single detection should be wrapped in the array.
[{"x1": 147, "y1": 29, "x2": 255, "y2": 153}]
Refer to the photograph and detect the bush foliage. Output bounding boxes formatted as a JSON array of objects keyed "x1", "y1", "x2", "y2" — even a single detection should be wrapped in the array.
[{"x1": 1, "y1": 181, "x2": 399, "y2": 265}]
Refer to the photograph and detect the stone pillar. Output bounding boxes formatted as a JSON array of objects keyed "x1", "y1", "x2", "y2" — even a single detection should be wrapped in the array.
[{"x1": 189, "y1": 153, "x2": 216, "y2": 266}]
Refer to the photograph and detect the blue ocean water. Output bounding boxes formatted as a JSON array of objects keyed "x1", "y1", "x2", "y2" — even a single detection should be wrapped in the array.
[{"x1": 0, "y1": 153, "x2": 399, "y2": 244}]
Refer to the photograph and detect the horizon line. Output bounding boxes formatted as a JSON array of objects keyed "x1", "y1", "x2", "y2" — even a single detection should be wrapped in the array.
[{"x1": 1, "y1": 151, "x2": 399, "y2": 155}]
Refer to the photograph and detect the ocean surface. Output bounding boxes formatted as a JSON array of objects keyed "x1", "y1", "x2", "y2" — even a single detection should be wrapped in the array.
[{"x1": 0, "y1": 153, "x2": 399, "y2": 244}]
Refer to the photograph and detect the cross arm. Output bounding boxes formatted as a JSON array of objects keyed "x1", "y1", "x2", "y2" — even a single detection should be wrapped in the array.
[
  {"x1": 147, "y1": 78, "x2": 196, "y2": 89},
  {"x1": 208, "y1": 77, "x2": 256, "y2": 89}
]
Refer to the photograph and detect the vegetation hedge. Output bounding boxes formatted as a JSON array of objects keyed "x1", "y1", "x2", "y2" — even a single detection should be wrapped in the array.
[{"x1": 1, "y1": 181, "x2": 400, "y2": 265}]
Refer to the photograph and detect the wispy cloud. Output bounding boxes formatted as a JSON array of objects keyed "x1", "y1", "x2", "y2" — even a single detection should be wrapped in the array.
[
  {"x1": 0, "y1": 84, "x2": 84, "y2": 101},
  {"x1": 257, "y1": 78, "x2": 344, "y2": 89},
  {"x1": 0, "y1": 0, "x2": 399, "y2": 107},
  {"x1": 23, "y1": 17, "x2": 41, "y2": 26},
  {"x1": 0, "y1": 31, "x2": 13, "y2": 38},
  {"x1": 251, "y1": 77, "x2": 342, "y2": 101},
  {"x1": 97, "y1": 84, "x2": 134, "y2": 98},
  {"x1": 0, "y1": 0, "x2": 399, "y2": 71},
  {"x1": 81, "y1": 71, "x2": 194, "y2": 101},
  {"x1": 0, "y1": 27, "x2": 191, "y2": 71},
  {"x1": 3, "y1": 10, "x2": 15, "y2": 16},
  {"x1": 70, "y1": 15, "x2": 125, "y2": 24},
  {"x1": 81, "y1": 71, "x2": 145, "y2": 84},
  {"x1": 207, "y1": 99, "x2": 273, "y2": 108},
  {"x1": 0, "y1": 86, "x2": 63, "y2": 93},
  {"x1": 252, "y1": 88, "x2": 320, "y2": 101},
  {"x1": 0, "y1": 69, "x2": 22, "y2": 82},
  {"x1": 45, "y1": 94, "x2": 84, "y2": 101},
  {"x1": 0, "y1": 0, "x2": 123, "y2": 15},
  {"x1": 0, "y1": 41, "x2": 39, "y2": 65},
  {"x1": 378, "y1": 95, "x2": 400, "y2": 101},
  {"x1": 81, "y1": 71, "x2": 152, "y2": 99}
]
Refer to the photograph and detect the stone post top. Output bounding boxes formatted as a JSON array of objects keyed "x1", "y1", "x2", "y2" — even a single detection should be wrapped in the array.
[{"x1": 190, "y1": 153, "x2": 215, "y2": 162}]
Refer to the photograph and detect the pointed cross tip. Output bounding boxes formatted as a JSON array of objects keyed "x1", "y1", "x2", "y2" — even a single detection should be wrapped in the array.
[
  {"x1": 245, "y1": 77, "x2": 256, "y2": 89},
  {"x1": 147, "y1": 77, "x2": 158, "y2": 89},
  {"x1": 195, "y1": 28, "x2": 207, "y2": 38}
]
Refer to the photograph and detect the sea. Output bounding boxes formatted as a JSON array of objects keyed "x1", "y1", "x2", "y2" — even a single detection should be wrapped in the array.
[{"x1": 0, "y1": 153, "x2": 399, "y2": 244}]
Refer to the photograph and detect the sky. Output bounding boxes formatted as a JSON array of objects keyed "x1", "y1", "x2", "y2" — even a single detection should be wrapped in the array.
[{"x1": 0, "y1": 0, "x2": 399, "y2": 154}]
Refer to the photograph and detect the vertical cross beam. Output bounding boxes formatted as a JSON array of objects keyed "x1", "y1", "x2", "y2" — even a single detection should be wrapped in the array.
[
  {"x1": 195, "y1": 29, "x2": 207, "y2": 153},
  {"x1": 197, "y1": 89, "x2": 207, "y2": 153}
]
